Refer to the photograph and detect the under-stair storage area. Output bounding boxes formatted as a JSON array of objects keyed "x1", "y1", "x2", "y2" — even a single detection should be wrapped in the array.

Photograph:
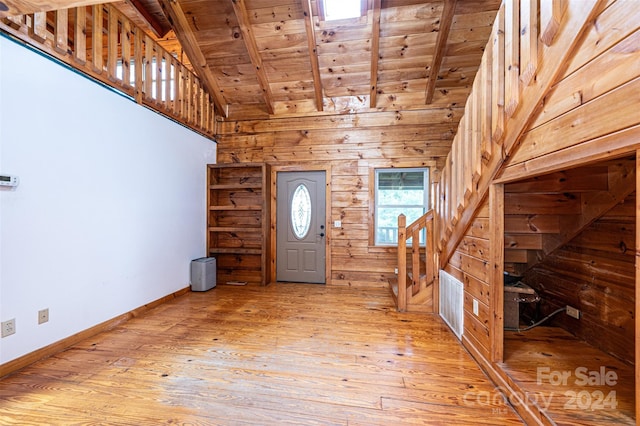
[
  {"x1": 207, "y1": 163, "x2": 270, "y2": 286},
  {"x1": 499, "y1": 157, "x2": 636, "y2": 425}
]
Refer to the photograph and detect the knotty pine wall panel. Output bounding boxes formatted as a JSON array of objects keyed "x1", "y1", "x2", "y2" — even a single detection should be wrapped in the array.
[
  {"x1": 446, "y1": 199, "x2": 492, "y2": 360},
  {"x1": 523, "y1": 193, "x2": 636, "y2": 364},
  {"x1": 216, "y1": 109, "x2": 457, "y2": 287}
]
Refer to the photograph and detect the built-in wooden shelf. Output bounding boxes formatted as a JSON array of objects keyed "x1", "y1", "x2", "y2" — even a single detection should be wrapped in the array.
[
  {"x1": 208, "y1": 183, "x2": 262, "y2": 190},
  {"x1": 208, "y1": 248, "x2": 262, "y2": 255},
  {"x1": 207, "y1": 163, "x2": 270, "y2": 286},
  {"x1": 208, "y1": 205, "x2": 262, "y2": 211},
  {"x1": 207, "y1": 226, "x2": 261, "y2": 232}
]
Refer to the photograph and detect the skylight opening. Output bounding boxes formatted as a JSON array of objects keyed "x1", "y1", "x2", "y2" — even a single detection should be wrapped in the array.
[{"x1": 320, "y1": 0, "x2": 366, "y2": 21}]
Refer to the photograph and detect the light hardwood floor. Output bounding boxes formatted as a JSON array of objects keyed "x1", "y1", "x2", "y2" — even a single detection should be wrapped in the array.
[
  {"x1": 0, "y1": 284, "x2": 523, "y2": 425},
  {"x1": 502, "y1": 327, "x2": 635, "y2": 425}
]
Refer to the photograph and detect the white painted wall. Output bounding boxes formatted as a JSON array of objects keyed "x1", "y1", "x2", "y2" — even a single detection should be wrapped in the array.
[{"x1": 0, "y1": 36, "x2": 216, "y2": 364}]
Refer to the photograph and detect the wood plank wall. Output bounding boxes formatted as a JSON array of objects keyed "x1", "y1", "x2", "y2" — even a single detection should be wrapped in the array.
[
  {"x1": 524, "y1": 193, "x2": 636, "y2": 364},
  {"x1": 216, "y1": 110, "x2": 456, "y2": 286},
  {"x1": 444, "y1": 0, "x2": 640, "y2": 370}
]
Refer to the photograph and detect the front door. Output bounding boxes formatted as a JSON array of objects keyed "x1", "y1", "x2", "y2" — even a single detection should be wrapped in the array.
[{"x1": 276, "y1": 171, "x2": 326, "y2": 283}]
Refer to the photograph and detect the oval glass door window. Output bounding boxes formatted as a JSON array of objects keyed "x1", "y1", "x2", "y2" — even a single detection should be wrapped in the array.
[{"x1": 291, "y1": 184, "x2": 312, "y2": 239}]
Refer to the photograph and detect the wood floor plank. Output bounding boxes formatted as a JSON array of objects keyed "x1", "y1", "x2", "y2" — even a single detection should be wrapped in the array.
[
  {"x1": 0, "y1": 284, "x2": 523, "y2": 424},
  {"x1": 502, "y1": 327, "x2": 635, "y2": 425}
]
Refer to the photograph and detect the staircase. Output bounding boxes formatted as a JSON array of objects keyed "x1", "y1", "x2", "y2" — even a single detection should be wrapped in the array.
[{"x1": 389, "y1": 210, "x2": 437, "y2": 312}]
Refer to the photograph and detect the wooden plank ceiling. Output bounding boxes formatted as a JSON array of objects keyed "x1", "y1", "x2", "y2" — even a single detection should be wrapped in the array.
[
  {"x1": 147, "y1": 0, "x2": 500, "y2": 119},
  {"x1": 1, "y1": 0, "x2": 501, "y2": 120}
]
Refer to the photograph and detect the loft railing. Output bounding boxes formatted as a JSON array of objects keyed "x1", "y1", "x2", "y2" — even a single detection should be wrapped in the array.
[
  {"x1": 395, "y1": 210, "x2": 436, "y2": 312},
  {"x1": 0, "y1": 5, "x2": 215, "y2": 137},
  {"x1": 435, "y1": 0, "x2": 606, "y2": 267}
]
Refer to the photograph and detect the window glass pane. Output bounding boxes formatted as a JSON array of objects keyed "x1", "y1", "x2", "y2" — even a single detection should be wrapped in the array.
[
  {"x1": 291, "y1": 184, "x2": 312, "y2": 239},
  {"x1": 323, "y1": 0, "x2": 362, "y2": 20},
  {"x1": 374, "y1": 168, "x2": 429, "y2": 245}
]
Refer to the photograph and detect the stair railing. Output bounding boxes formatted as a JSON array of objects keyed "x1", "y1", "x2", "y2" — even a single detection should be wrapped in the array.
[
  {"x1": 0, "y1": 4, "x2": 215, "y2": 137},
  {"x1": 396, "y1": 210, "x2": 436, "y2": 312}
]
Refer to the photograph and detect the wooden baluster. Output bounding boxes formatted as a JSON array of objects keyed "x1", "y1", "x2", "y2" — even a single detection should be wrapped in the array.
[
  {"x1": 428, "y1": 216, "x2": 437, "y2": 313},
  {"x1": 74, "y1": 7, "x2": 87, "y2": 65},
  {"x1": 520, "y1": 0, "x2": 538, "y2": 87},
  {"x1": 134, "y1": 27, "x2": 143, "y2": 103},
  {"x1": 91, "y1": 5, "x2": 103, "y2": 73},
  {"x1": 155, "y1": 45, "x2": 162, "y2": 105},
  {"x1": 186, "y1": 72, "x2": 193, "y2": 123},
  {"x1": 144, "y1": 35, "x2": 153, "y2": 100},
  {"x1": 175, "y1": 64, "x2": 183, "y2": 118},
  {"x1": 107, "y1": 7, "x2": 118, "y2": 82},
  {"x1": 4, "y1": 14, "x2": 24, "y2": 31},
  {"x1": 504, "y1": 0, "x2": 519, "y2": 118},
  {"x1": 164, "y1": 51, "x2": 172, "y2": 110},
  {"x1": 197, "y1": 81, "x2": 203, "y2": 129},
  {"x1": 540, "y1": 0, "x2": 567, "y2": 46},
  {"x1": 411, "y1": 228, "x2": 420, "y2": 294},
  {"x1": 480, "y1": 41, "x2": 493, "y2": 165},
  {"x1": 491, "y1": 6, "x2": 505, "y2": 144},
  {"x1": 397, "y1": 214, "x2": 407, "y2": 312},
  {"x1": 121, "y1": 18, "x2": 132, "y2": 88},
  {"x1": 204, "y1": 92, "x2": 212, "y2": 133},
  {"x1": 473, "y1": 57, "x2": 483, "y2": 182},
  {"x1": 54, "y1": 9, "x2": 69, "y2": 55},
  {"x1": 31, "y1": 12, "x2": 46, "y2": 43}
]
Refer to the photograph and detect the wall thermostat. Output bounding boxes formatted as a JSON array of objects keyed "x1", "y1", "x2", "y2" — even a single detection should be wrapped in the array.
[{"x1": 0, "y1": 175, "x2": 19, "y2": 187}]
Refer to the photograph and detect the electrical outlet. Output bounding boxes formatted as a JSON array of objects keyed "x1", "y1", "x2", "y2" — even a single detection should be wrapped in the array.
[
  {"x1": 1, "y1": 319, "x2": 16, "y2": 337},
  {"x1": 394, "y1": 267, "x2": 398, "y2": 274},
  {"x1": 473, "y1": 299, "x2": 479, "y2": 316},
  {"x1": 38, "y1": 308, "x2": 49, "y2": 325},
  {"x1": 566, "y1": 305, "x2": 581, "y2": 319}
]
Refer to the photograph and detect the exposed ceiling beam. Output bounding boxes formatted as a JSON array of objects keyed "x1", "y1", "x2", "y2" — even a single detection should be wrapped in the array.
[
  {"x1": 369, "y1": 0, "x2": 381, "y2": 108},
  {"x1": 231, "y1": 0, "x2": 275, "y2": 115},
  {"x1": 301, "y1": 0, "x2": 324, "y2": 112},
  {"x1": 425, "y1": 0, "x2": 457, "y2": 104},
  {"x1": 125, "y1": 0, "x2": 169, "y2": 38},
  {"x1": 0, "y1": 0, "x2": 102, "y2": 17},
  {"x1": 158, "y1": 0, "x2": 228, "y2": 118}
]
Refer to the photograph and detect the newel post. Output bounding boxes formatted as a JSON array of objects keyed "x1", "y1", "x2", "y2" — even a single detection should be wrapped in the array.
[{"x1": 397, "y1": 214, "x2": 407, "y2": 312}]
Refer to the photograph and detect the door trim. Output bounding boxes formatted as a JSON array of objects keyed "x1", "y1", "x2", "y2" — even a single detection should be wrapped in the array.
[{"x1": 269, "y1": 164, "x2": 332, "y2": 285}]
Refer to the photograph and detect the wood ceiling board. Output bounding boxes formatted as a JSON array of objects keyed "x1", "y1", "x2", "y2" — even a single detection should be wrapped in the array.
[
  {"x1": 377, "y1": 68, "x2": 428, "y2": 83},
  {"x1": 379, "y1": 32, "x2": 437, "y2": 49},
  {"x1": 451, "y1": 10, "x2": 499, "y2": 30},
  {"x1": 454, "y1": 0, "x2": 502, "y2": 15},
  {"x1": 200, "y1": 40, "x2": 253, "y2": 58},
  {"x1": 381, "y1": 2, "x2": 443, "y2": 23},
  {"x1": 377, "y1": 78, "x2": 433, "y2": 93},
  {"x1": 379, "y1": 18, "x2": 440, "y2": 37},
  {"x1": 377, "y1": 56, "x2": 431, "y2": 71},
  {"x1": 247, "y1": 3, "x2": 305, "y2": 24},
  {"x1": 317, "y1": 25, "x2": 372, "y2": 43},
  {"x1": 448, "y1": 25, "x2": 493, "y2": 44},
  {"x1": 444, "y1": 39, "x2": 487, "y2": 56},
  {"x1": 318, "y1": 52, "x2": 371, "y2": 68},
  {"x1": 251, "y1": 18, "x2": 306, "y2": 36},
  {"x1": 316, "y1": 38, "x2": 372, "y2": 55},
  {"x1": 266, "y1": 73, "x2": 316, "y2": 86},
  {"x1": 255, "y1": 32, "x2": 310, "y2": 51}
]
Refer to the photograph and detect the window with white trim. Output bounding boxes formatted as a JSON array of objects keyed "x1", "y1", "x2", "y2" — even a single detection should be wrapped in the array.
[
  {"x1": 374, "y1": 168, "x2": 430, "y2": 245},
  {"x1": 318, "y1": 0, "x2": 366, "y2": 21}
]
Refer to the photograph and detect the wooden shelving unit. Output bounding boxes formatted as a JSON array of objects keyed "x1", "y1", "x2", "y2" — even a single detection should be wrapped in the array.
[{"x1": 207, "y1": 163, "x2": 270, "y2": 286}]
